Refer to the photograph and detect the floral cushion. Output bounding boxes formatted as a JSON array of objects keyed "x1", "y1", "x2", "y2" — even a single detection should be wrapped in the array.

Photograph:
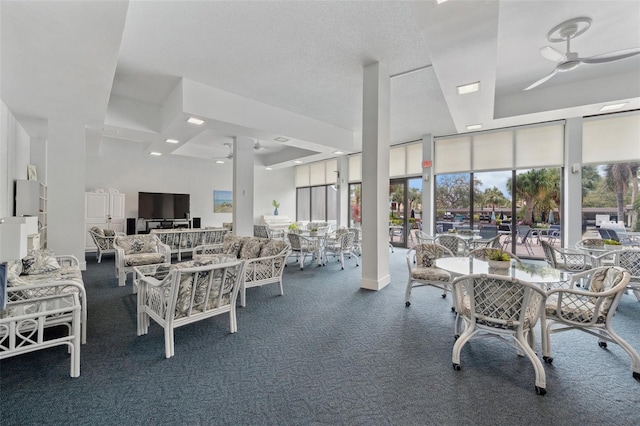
[
  {"x1": 411, "y1": 267, "x2": 450, "y2": 282},
  {"x1": 91, "y1": 226, "x2": 105, "y2": 237},
  {"x1": 123, "y1": 253, "x2": 165, "y2": 267},
  {"x1": 22, "y1": 250, "x2": 61, "y2": 275},
  {"x1": 116, "y1": 235, "x2": 159, "y2": 255},
  {"x1": 222, "y1": 234, "x2": 245, "y2": 258},
  {"x1": 259, "y1": 240, "x2": 287, "y2": 258},
  {"x1": 415, "y1": 244, "x2": 446, "y2": 268},
  {"x1": 239, "y1": 238, "x2": 265, "y2": 260}
]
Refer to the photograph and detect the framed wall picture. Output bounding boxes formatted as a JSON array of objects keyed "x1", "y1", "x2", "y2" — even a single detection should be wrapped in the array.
[
  {"x1": 213, "y1": 190, "x2": 232, "y2": 213},
  {"x1": 27, "y1": 164, "x2": 37, "y2": 181}
]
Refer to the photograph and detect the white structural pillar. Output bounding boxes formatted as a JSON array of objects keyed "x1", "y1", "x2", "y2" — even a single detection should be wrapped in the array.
[
  {"x1": 564, "y1": 118, "x2": 583, "y2": 248},
  {"x1": 421, "y1": 134, "x2": 434, "y2": 234},
  {"x1": 336, "y1": 156, "x2": 349, "y2": 228},
  {"x1": 47, "y1": 119, "x2": 86, "y2": 269},
  {"x1": 360, "y1": 62, "x2": 391, "y2": 291},
  {"x1": 232, "y1": 136, "x2": 255, "y2": 237}
]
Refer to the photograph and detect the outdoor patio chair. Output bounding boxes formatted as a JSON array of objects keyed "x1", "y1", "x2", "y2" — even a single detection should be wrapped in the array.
[
  {"x1": 405, "y1": 243, "x2": 455, "y2": 306},
  {"x1": 541, "y1": 266, "x2": 639, "y2": 381},
  {"x1": 253, "y1": 224, "x2": 271, "y2": 238},
  {"x1": 451, "y1": 273, "x2": 548, "y2": 395}
]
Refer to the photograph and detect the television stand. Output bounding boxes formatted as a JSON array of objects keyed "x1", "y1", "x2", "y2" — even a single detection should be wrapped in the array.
[{"x1": 143, "y1": 219, "x2": 192, "y2": 233}]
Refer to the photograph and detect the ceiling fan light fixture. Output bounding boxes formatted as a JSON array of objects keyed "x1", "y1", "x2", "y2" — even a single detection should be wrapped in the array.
[
  {"x1": 599, "y1": 103, "x2": 627, "y2": 112},
  {"x1": 165, "y1": 138, "x2": 179, "y2": 144},
  {"x1": 457, "y1": 81, "x2": 480, "y2": 95},
  {"x1": 187, "y1": 117, "x2": 205, "y2": 125},
  {"x1": 466, "y1": 124, "x2": 482, "y2": 131}
]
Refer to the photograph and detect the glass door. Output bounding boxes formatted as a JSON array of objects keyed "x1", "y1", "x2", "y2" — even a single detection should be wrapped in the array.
[{"x1": 389, "y1": 178, "x2": 422, "y2": 248}]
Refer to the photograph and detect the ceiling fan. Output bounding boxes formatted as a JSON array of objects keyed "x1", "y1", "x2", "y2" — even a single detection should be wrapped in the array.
[
  {"x1": 212, "y1": 140, "x2": 264, "y2": 161},
  {"x1": 212, "y1": 142, "x2": 234, "y2": 162},
  {"x1": 524, "y1": 17, "x2": 640, "y2": 91}
]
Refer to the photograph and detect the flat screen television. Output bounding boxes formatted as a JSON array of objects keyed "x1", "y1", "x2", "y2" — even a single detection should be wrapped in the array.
[{"x1": 138, "y1": 192, "x2": 190, "y2": 220}]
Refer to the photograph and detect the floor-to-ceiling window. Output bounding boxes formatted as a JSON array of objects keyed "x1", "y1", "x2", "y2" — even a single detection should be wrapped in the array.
[
  {"x1": 433, "y1": 123, "x2": 564, "y2": 259},
  {"x1": 581, "y1": 113, "x2": 640, "y2": 236}
]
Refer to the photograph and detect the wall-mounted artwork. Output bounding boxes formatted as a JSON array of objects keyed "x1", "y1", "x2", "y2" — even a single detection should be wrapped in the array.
[{"x1": 213, "y1": 190, "x2": 232, "y2": 213}]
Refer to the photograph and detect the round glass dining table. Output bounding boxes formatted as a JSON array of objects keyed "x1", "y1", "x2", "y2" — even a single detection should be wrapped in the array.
[{"x1": 435, "y1": 257, "x2": 572, "y2": 287}]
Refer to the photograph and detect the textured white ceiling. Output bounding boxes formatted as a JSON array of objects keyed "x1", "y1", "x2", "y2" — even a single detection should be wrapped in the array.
[{"x1": 2, "y1": 1, "x2": 639, "y2": 168}]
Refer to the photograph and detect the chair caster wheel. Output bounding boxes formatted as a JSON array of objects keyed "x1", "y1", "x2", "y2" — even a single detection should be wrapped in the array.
[
  {"x1": 535, "y1": 386, "x2": 547, "y2": 396},
  {"x1": 453, "y1": 363, "x2": 461, "y2": 371},
  {"x1": 454, "y1": 334, "x2": 460, "y2": 341},
  {"x1": 405, "y1": 301, "x2": 411, "y2": 307},
  {"x1": 451, "y1": 306, "x2": 456, "y2": 312},
  {"x1": 441, "y1": 294, "x2": 447, "y2": 299},
  {"x1": 543, "y1": 356, "x2": 553, "y2": 364},
  {"x1": 633, "y1": 371, "x2": 640, "y2": 381},
  {"x1": 598, "y1": 341, "x2": 607, "y2": 349}
]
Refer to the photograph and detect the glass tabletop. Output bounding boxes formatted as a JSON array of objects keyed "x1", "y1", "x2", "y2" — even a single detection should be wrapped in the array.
[
  {"x1": 134, "y1": 264, "x2": 173, "y2": 280},
  {"x1": 435, "y1": 257, "x2": 571, "y2": 284}
]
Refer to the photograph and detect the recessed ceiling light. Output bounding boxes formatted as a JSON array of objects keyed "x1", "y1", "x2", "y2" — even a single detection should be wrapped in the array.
[
  {"x1": 265, "y1": 167, "x2": 273, "y2": 170},
  {"x1": 165, "y1": 138, "x2": 179, "y2": 144},
  {"x1": 457, "y1": 81, "x2": 480, "y2": 95},
  {"x1": 466, "y1": 124, "x2": 482, "y2": 131},
  {"x1": 294, "y1": 160, "x2": 303, "y2": 164},
  {"x1": 437, "y1": 0, "x2": 449, "y2": 4},
  {"x1": 215, "y1": 160, "x2": 225, "y2": 164},
  {"x1": 274, "y1": 137, "x2": 289, "y2": 142},
  {"x1": 333, "y1": 151, "x2": 344, "y2": 155},
  {"x1": 599, "y1": 103, "x2": 627, "y2": 112},
  {"x1": 187, "y1": 117, "x2": 205, "y2": 125},
  {"x1": 150, "y1": 152, "x2": 162, "y2": 156}
]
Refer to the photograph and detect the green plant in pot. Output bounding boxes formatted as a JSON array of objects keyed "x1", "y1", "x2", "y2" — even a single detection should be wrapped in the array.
[
  {"x1": 487, "y1": 249, "x2": 511, "y2": 272},
  {"x1": 603, "y1": 239, "x2": 622, "y2": 250},
  {"x1": 272, "y1": 200, "x2": 280, "y2": 215}
]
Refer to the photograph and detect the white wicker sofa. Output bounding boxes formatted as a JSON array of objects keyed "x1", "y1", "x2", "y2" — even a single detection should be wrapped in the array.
[
  {"x1": 5, "y1": 251, "x2": 88, "y2": 344},
  {"x1": 194, "y1": 234, "x2": 291, "y2": 307},
  {"x1": 150, "y1": 228, "x2": 229, "y2": 261},
  {"x1": 136, "y1": 256, "x2": 244, "y2": 358}
]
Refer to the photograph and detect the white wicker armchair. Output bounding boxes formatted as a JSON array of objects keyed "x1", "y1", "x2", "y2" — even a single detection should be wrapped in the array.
[
  {"x1": 541, "y1": 266, "x2": 639, "y2": 381},
  {"x1": 114, "y1": 234, "x2": 171, "y2": 287},
  {"x1": 405, "y1": 243, "x2": 455, "y2": 306},
  {"x1": 451, "y1": 273, "x2": 548, "y2": 395},
  {"x1": 88, "y1": 227, "x2": 125, "y2": 263}
]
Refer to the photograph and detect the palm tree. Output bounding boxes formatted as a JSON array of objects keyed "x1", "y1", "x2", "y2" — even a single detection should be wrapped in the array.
[
  {"x1": 605, "y1": 163, "x2": 634, "y2": 225},
  {"x1": 483, "y1": 186, "x2": 508, "y2": 212},
  {"x1": 507, "y1": 169, "x2": 554, "y2": 225}
]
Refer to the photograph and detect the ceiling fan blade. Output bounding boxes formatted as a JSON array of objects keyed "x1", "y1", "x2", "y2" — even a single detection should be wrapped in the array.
[
  {"x1": 540, "y1": 46, "x2": 566, "y2": 62},
  {"x1": 580, "y1": 47, "x2": 640, "y2": 64},
  {"x1": 524, "y1": 68, "x2": 558, "y2": 91}
]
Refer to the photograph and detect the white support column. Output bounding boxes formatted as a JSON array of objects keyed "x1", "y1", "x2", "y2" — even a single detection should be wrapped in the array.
[
  {"x1": 232, "y1": 136, "x2": 254, "y2": 237},
  {"x1": 564, "y1": 118, "x2": 583, "y2": 248},
  {"x1": 337, "y1": 156, "x2": 349, "y2": 228},
  {"x1": 47, "y1": 120, "x2": 86, "y2": 269},
  {"x1": 421, "y1": 134, "x2": 434, "y2": 235},
  {"x1": 360, "y1": 62, "x2": 391, "y2": 291}
]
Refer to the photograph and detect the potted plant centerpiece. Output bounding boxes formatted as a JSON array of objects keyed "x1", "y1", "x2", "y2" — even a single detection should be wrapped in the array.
[
  {"x1": 487, "y1": 249, "x2": 511, "y2": 273},
  {"x1": 603, "y1": 239, "x2": 622, "y2": 250},
  {"x1": 288, "y1": 223, "x2": 299, "y2": 233},
  {"x1": 272, "y1": 200, "x2": 280, "y2": 215}
]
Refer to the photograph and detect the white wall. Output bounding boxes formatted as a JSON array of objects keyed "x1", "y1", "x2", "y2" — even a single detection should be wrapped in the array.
[
  {"x1": 1, "y1": 100, "x2": 30, "y2": 218},
  {"x1": 85, "y1": 137, "x2": 296, "y2": 228}
]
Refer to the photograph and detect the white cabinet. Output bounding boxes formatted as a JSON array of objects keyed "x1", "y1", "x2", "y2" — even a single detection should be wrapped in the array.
[
  {"x1": 15, "y1": 180, "x2": 47, "y2": 249},
  {"x1": 84, "y1": 192, "x2": 126, "y2": 250}
]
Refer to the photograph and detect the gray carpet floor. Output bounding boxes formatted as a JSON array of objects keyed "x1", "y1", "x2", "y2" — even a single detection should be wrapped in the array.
[{"x1": 1, "y1": 249, "x2": 639, "y2": 425}]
